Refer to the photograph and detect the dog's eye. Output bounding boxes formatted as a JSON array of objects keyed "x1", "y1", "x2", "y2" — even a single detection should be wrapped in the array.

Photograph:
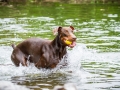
[{"x1": 62, "y1": 33, "x2": 67, "y2": 37}]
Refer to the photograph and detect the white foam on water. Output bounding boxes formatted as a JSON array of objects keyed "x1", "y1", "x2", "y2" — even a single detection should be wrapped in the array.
[{"x1": 0, "y1": 81, "x2": 30, "y2": 90}]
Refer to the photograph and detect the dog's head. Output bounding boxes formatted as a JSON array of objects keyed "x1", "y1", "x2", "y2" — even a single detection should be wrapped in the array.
[{"x1": 53, "y1": 26, "x2": 77, "y2": 48}]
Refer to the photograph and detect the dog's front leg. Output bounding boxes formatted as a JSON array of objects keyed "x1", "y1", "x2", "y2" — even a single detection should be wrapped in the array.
[{"x1": 35, "y1": 55, "x2": 47, "y2": 68}]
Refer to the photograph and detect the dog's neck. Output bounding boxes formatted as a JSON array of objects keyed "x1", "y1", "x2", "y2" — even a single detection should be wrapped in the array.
[
  {"x1": 52, "y1": 34, "x2": 66, "y2": 49},
  {"x1": 51, "y1": 34, "x2": 67, "y2": 60}
]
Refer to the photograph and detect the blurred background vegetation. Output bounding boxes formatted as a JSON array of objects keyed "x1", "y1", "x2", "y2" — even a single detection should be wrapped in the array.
[{"x1": 0, "y1": 0, "x2": 120, "y2": 5}]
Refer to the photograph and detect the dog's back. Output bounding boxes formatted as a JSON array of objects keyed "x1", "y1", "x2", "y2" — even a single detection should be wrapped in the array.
[{"x1": 16, "y1": 38, "x2": 51, "y2": 54}]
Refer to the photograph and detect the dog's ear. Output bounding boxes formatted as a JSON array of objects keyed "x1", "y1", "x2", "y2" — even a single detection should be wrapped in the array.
[
  {"x1": 70, "y1": 26, "x2": 74, "y2": 30},
  {"x1": 53, "y1": 27, "x2": 58, "y2": 35},
  {"x1": 53, "y1": 27, "x2": 62, "y2": 35},
  {"x1": 58, "y1": 26, "x2": 62, "y2": 34}
]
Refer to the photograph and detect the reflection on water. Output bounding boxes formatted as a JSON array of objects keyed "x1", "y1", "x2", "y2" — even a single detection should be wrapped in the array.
[{"x1": 0, "y1": 3, "x2": 120, "y2": 90}]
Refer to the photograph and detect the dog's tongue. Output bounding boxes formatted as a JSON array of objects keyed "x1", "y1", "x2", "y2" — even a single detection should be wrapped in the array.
[{"x1": 68, "y1": 41, "x2": 76, "y2": 48}]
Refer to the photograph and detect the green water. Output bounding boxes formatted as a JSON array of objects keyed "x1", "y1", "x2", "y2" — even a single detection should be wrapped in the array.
[
  {"x1": 0, "y1": 3, "x2": 120, "y2": 90},
  {"x1": 0, "y1": 4, "x2": 120, "y2": 52}
]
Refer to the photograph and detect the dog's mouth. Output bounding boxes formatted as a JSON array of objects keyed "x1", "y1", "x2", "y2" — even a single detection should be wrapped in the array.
[
  {"x1": 64, "y1": 40, "x2": 76, "y2": 48},
  {"x1": 68, "y1": 41, "x2": 76, "y2": 48}
]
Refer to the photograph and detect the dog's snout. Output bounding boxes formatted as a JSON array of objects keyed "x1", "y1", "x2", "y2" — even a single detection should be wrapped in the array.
[
  {"x1": 72, "y1": 36, "x2": 77, "y2": 41},
  {"x1": 73, "y1": 37, "x2": 76, "y2": 39},
  {"x1": 70, "y1": 33, "x2": 76, "y2": 41}
]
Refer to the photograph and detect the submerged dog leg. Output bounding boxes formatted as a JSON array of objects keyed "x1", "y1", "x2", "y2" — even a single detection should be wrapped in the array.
[{"x1": 26, "y1": 55, "x2": 31, "y2": 66}]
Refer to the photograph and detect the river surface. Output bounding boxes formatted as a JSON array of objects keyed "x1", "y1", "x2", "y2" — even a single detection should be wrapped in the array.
[{"x1": 0, "y1": 3, "x2": 120, "y2": 90}]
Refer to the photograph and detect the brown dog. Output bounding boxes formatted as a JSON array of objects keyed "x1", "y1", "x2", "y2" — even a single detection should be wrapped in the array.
[{"x1": 11, "y1": 26, "x2": 76, "y2": 69}]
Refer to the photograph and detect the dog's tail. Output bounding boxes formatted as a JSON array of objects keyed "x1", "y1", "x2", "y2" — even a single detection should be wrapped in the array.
[{"x1": 11, "y1": 44, "x2": 16, "y2": 49}]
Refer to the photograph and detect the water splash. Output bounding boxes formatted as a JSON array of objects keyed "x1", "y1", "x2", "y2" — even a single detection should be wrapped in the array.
[{"x1": 0, "y1": 44, "x2": 93, "y2": 77}]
